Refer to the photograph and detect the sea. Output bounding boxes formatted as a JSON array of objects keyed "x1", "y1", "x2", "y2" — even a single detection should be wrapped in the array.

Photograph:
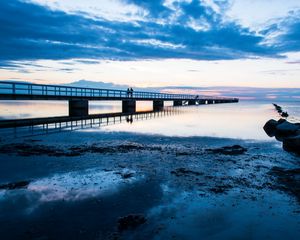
[{"x1": 0, "y1": 99, "x2": 299, "y2": 140}]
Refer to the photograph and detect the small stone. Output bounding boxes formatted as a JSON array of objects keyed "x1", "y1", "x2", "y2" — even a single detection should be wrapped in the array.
[{"x1": 206, "y1": 145, "x2": 247, "y2": 155}]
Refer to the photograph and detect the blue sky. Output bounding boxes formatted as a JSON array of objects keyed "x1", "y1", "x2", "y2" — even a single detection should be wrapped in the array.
[{"x1": 0, "y1": 0, "x2": 300, "y2": 88}]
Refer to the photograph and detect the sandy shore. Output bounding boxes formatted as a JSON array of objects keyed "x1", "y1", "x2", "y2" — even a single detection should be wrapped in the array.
[{"x1": 0, "y1": 131, "x2": 300, "y2": 240}]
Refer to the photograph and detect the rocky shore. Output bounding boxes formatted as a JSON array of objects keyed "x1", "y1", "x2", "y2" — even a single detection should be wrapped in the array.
[{"x1": 0, "y1": 130, "x2": 300, "y2": 239}]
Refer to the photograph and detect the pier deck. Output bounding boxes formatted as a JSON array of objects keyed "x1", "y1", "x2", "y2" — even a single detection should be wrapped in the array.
[{"x1": 0, "y1": 81, "x2": 239, "y2": 116}]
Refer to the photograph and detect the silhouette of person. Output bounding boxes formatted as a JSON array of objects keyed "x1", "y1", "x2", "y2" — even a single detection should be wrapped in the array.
[
  {"x1": 126, "y1": 88, "x2": 130, "y2": 98},
  {"x1": 130, "y1": 88, "x2": 133, "y2": 97}
]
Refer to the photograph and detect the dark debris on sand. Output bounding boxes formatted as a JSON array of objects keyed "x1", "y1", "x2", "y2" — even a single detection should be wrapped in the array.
[
  {"x1": 0, "y1": 180, "x2": 30, "y2": 190},
  {"x1": 71, "y1": 143, "x2": 162, "y2": 155},
  {"x1": 171, "y1": 168, "x2": 204, "y2": 177},
  {"x1": 206, "y1": 145, "x2": 247, "y2": 155},
  {"x1": 0, "y1": 143, "x2": 76, "y2": 157},
  {"x1": 117, "y1": 214, "x2": 147, "y2": 231},
  {"x1": 209, "y1": 185, "x2": 233, "y2": 194},
  {"x1": 269, "y1": 167, "x2": 300, "y2": 202},
  {"x1": 0, "y1": 142, "x2": 162, "y2": 157}
]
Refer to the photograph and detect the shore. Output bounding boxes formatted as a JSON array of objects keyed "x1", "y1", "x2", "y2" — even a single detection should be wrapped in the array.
[{"x1": 0, "y1": 131, "x2": 300, "y2": 239}]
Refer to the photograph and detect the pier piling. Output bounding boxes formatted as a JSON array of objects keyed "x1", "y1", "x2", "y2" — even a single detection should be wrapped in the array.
[
  {"x1": 122, "y1": 100, "x2": 136, "y2": 113},
  {"x1": 69, "y1": 100, "x2": 89, "y2": 117}
]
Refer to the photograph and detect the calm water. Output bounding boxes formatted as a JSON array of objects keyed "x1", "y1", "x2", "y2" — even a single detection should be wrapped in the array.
[{"x1": 0, "y1": 100, "x2": 298, "y2": 140}]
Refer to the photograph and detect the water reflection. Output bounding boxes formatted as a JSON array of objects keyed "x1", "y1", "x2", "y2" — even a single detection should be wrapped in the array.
[
  {"x1": 26, "y1": 168, "x2": 140, "y2": 202},
  {"x1": 0, "y1": 100, "x2": 69, "y2": 119},
  {"x1": 0, "y1": 107, "x2": 181, "y2": 138},
  {"x1": 101, "y1": 101, "x2": 280, "y2": 140},
  {"x1": 145, "y1": 185, "x2": 300, "y2": 240},
  {"x1": 1, "y1": 100, "x2": 299, "y2": 140},
  {"x1": 0, "y1": 100, "x2": 160, "y2": 119}
]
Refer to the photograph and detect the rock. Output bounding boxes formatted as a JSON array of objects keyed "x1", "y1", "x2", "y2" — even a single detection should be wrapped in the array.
[
  {"x1": 263, "y1": 119, "x2": 279, "y2": 137},
  {"x1": 206, "y1": 145, "x2": 247, "y2": 155},
  {"x1": 264, "y1": 118, "x2": 300, "y2": 155},
  {"x1": 277, "y1": 118, "x2": 286, "y2": 124},
  {"x1": 276, "y1": 121, "x2": 299, "y2": 137},
  {"x1": 121, "y1": 172, "x2": 134, "y2": 179},
  {"x1": 273, "y1": 103, "x2": 282, "y2": 112},
  {"x1": 273, "y1": 104, "x2": 290, "y2": 117},
  {"x1": 283, "y1": 135, "x2": 300, "y2": 155},
  {"x1": 0, "y1": 180, "x2": 30, "y2": 190},
  {"x1": 118, "y1": 214, "x2": 147, "y2": 231}
]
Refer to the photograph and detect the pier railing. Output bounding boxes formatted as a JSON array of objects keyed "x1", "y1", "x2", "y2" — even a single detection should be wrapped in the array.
[{"x1": 0, "y1": 81, "x2": 237, "y2": 101}]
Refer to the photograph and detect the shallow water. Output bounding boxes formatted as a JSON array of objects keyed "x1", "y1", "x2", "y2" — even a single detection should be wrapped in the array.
[
  {"x1": 0, "y1": 131, "x2": 299, "y2": 240},
  {"x1": 1, "y1": 100, "x2": 299, "y2": 140}
]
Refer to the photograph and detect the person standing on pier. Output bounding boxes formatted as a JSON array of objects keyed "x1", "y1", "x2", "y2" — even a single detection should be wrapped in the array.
[
  {"x1": 126, "y1": 88, "x2": 130, "y2": 98},
  {"x1": 130, "y1": 88, "x2": 134, "y2": 97}
]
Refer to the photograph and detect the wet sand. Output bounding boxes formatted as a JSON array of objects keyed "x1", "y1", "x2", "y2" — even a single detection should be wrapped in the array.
[{"x1": 0, "y1": 131, "x2": 300, "y2": 240}]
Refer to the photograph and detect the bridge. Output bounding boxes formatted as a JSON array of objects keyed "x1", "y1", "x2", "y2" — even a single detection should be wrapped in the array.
[{"x1": 0, "y1": 81, "x2": 239, "y2": 116}]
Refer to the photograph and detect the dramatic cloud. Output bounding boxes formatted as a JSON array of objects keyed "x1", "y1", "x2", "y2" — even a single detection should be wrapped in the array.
[
  {"x1": 276, "y1": 11, "x2": 300, "y2": 52},
  {"x1": 0, "y1": 0, "x2": 298, "y2": 67}
]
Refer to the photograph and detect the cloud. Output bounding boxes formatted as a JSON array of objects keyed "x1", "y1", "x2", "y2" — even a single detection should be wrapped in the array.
[
  {"x1": 0, "y1": 0, "x2": 292, "y2": 68},
  {"x1": 24, "y1": 0, "x2": 145, "y2": 21},
  {"x1": 277, "y1": 12, "x2": 300, "y2": 52},
  {"x1": 122, "y1": 0, "x2": 171, "y2": 18},
  {"x1": 227, "y1": 0, "x2": 300, "y2": 30},
  {"x1": 259, "y1": 10, "x2": 300, "y2": 54}
]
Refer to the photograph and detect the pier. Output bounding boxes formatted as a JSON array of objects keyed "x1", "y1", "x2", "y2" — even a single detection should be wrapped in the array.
[{"x1": 0, "y1": 81, "x2": 239, "y2": 117}]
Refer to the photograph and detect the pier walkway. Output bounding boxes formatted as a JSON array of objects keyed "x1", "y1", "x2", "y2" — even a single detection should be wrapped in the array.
[{"x1": 0, "y1": 81, "x2": 239, "y2": 116}]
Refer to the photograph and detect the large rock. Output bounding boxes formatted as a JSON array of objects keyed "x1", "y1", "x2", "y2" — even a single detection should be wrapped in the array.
[
  {"x1": 283, "y1": 135, "x2": 300, "y2": 155},
  {"x1": 276, "y1": 120, "x2": 300, "y2": 137},
  {"x1": 264, "y1": 118, "x2": 300, "y2": 155},
  {"x1": 263, "y1": 119, "x2": 279, "y2": 137}
]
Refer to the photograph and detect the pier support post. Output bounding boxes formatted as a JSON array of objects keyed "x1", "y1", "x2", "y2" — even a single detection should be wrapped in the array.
[
  {"x1": 69, "y1": 100, "x2": 89, "y2": 117},
  {"x1": 173, "y1": 100, "x2": 183, "y2": 106},
  {"x1": 207, "y1": 100, "x2": 214, "y2": 104},
  {"x1": 153, "y1": 100, "x2": 164, "y2": 111},
  {"x1": 122, "y1": 100, "x2": 136, "y2": 113},
  {"x1": 188, "y1": 100, "x2": 196, "y2": 105}
]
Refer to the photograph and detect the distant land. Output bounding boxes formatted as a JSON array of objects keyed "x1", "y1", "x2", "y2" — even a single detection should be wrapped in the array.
[{"x1": 2, "y1": 79, "x2": 300, "y2": 101}]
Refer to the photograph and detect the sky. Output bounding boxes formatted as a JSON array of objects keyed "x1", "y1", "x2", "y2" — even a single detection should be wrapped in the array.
[{"x1": 0, "y1": 0, "x2": 300, "y2": 88}]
